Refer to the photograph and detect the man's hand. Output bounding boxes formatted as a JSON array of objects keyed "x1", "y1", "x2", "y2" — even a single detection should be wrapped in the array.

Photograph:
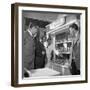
[
  {"x1": 42, "y1": 51, "x2": 45, "y2": 55},
  {"x1": 54, "y1": 50, "x2": 59, "y2": 55}
]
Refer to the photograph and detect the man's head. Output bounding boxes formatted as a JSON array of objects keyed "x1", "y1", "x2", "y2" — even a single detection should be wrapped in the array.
[
  {"x1": 69, "y1": 23, "x2": 79, "y2": 37},
  {"x1": 28, "y1": 22, "x2": 38, "y2": 37},
  {"x1": 47, "y1": 35, "x2": 52, "y2": 45}
]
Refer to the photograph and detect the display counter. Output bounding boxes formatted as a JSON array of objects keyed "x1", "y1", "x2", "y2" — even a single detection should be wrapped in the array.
[{"x1": 25, "y1": 67, "x2": 61, "y2": 78}]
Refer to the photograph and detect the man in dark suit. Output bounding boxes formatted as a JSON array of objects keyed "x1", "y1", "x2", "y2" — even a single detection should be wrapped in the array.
[
  {"x1": 34, "y1": 36, "x2": 46, "y2": 69},
  {"x1": 69, "y1": 23, "x2": 80, "y2": 75},
  {"x1": 24, "y1": 23, "x2": 38, "y2": 77}
]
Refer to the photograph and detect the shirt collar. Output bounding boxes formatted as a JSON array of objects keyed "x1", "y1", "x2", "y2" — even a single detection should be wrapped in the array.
[{"x1": 27, "y1": 29, "x2": 33, "y2": 36}]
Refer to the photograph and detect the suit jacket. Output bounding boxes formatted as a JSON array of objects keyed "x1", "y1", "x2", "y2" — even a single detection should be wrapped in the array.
[
  {"x1": 34, "y1": 39, "x2": 46, "y2": 69},
  {"x1": 24, "y1": 31, "x2": 35, "y2": 70},
  {"x1": 73, "y1": 39, "x2": 80, "y2": 70}
]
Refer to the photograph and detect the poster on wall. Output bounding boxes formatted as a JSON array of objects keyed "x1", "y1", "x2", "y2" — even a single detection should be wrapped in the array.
[{"x1": 11, "y1": 3, "x2": 88, "y2": 87}]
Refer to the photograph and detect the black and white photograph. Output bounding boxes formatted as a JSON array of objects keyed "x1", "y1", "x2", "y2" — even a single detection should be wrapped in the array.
[
  {"x1": 23, "y1": 11, "x2": 81, "y2": 77},
  {"x1": 11, "y1": 3, "x2": 88, "y2": 87}
]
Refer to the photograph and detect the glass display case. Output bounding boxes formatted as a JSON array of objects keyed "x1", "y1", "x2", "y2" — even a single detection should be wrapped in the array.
[
  {"x1": 46, "y1": 20, "x2": 77, "y2": 75},
  {"x1": 54, "y1": 31, "x2": 72, "y2": 65}
]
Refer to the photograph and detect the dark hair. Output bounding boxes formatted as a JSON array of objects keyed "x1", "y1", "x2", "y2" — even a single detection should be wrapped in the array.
[{"x1": 69, "y1": 23, "x2": 79, "y2": 31}]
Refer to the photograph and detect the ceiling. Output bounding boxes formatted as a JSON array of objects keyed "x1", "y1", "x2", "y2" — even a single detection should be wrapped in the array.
[{"x1": 22, "y1": 11, "x2": 64, "y2": 23}]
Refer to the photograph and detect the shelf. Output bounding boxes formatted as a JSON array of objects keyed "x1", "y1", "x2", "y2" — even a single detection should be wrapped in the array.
[
  {"x1": 56, "y1": 41, "x2": 72, "y2": 44},
  {"x1": 52, "y1": 62, "x2": 69, "y2": 68},
  {"x1": 59, "y1": 52, "x2": 71, "y2": 54}
]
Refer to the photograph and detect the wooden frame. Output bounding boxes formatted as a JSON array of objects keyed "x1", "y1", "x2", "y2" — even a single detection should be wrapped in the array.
[{"x1": 11, "y1": 3, "x2": 88, "y2": 87}]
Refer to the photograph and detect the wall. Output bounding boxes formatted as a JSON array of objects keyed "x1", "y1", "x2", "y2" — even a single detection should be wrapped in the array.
[{"x1": 0, "y1": 0, "x2": 89, "y2": 90}]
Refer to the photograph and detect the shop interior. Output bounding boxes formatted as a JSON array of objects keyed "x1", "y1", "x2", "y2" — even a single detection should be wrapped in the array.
[{"x1": 23, "y1": 11, "x2": 80, "y2": 78}]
